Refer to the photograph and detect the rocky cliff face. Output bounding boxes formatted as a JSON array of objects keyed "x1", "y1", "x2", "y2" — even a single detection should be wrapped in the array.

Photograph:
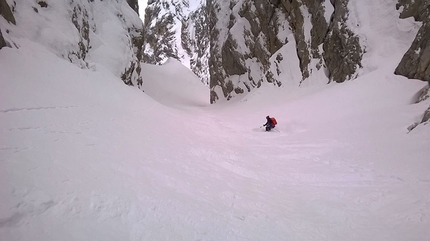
[
  {"x1": 207, "y1": 0, "x2": 286, "y2": 102},
  {"x1": 395, "y1": 0, "x2": 430, "y2": 131},
  {"x1": 127, "y1": 0, "x2": 140, "y2": 15},
  {"x1": 142, "y1": 0, "x2": 209, "y2": 85},
  {"x1": 0, "y1": 0, "x2": 144, "y2": 87},
  {"x1": 143, "y1": 0, "x2": 368, "y2": 103},
  {"x1": 207, "y1": 0, "x2": 364, "y2": 102},
  {"x1": 407, "y1": 84, "x2": 430, "y2": 131},
  {"x1": 418, "y1": 85, "x2": 430, "y2": 125},
  {"x1": 395, "y1": 0, "x2": 430, "y2": 82},
  {"x1": 0, "y1": 0, "x2": 15, "y2": 49},
  {"x1": 143, "y1": 0, "x2": 429, "y2": 104}
]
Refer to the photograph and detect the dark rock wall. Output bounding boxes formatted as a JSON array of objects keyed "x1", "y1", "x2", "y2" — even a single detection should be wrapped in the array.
[
  {"x1": 322, "y1": 0, "x2": 363, "y2": 83},
  {"x1": 142, "y1": 0, "x2": 426, "y2": 103},
  {"x1": 181, "y1": 6, "x2": 210, "y2": 85},
  {"x1": 123, "y1": 25, "x2": 144, "y2": 87},
  {"x1": 69, "y1": 2, "x2": 92, "y2": 68},
  {"x1": 0, "y1": 0, "x2": 15, "y2": 24},
  {"x1": 142, "y1": 0, "x2": 210, "y2": 85},
  {"x1": 127, "y1": 0, "x2": 140, "y2": 15},
  {"x1": 67, "y1": 0, "x2": 143, "y2": 87},
  {"x1": 279, "y1": 0, "x2": 363, "y2": 83},
  {"x1": 207, "y1": 0, "x2": 363, "y2": 102},
  {"x1": 407, "y1": 84, "x2": 430, "y2": 131},
  {"x1": 0, "y1": 31, "x2": 5, "y2": 49},
  {"x1": 0, "y1": 0, "x2": 16, "y2": 49},
  {"x1": 280, "y1": 0, "x2": 323, "y2": 81},
  {"x1": 395, "y1": 0, "x2": 430, "y2": 82},
  {"x1": 142, "y1": 1, "x2": 181, "y2": 64},
  {"x1": 208, "y1": 0, "x2": 286, "y2": 102}
]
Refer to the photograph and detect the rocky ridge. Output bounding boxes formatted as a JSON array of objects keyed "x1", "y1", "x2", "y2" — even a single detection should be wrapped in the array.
[
  {"x1": 143, "y1": 0, "x2": 430, "y2": 104},
  {"x1": 141, "y1": 0, "x2": 209, "y2": 85},
  {"x1": 1, "y1": 0, "x2": 429, "y2": 106},
  {"x1": 0, "y1": 0, "x2": 144, "y2": 87},
  {"x1": 395, "y1": 0, "x2": 430, "y2": 130},
  {"x1": 143, "y1": 0, "x2": 366, "y2": 103},
  {"x1": 395, "y1": 0, "x2": 430, "y2": 82}
]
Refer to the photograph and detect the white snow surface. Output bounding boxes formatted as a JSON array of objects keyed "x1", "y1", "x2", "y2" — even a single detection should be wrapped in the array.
[{"x1": 1, "y1": 1, "x2": 430, "y2": 241}]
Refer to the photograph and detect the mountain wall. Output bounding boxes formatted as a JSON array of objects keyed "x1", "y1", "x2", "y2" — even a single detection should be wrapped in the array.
[
  {"x1": 207, "y1": 0, "x2": 365, "y2": 102},
  {"x1": 395, "y1": 0, "x2": 430, "y2": 82},
  {"x1": 2, "y1": 0, "x2": 427, "y2": 104},
  {"x1": 141, "y1": 0, "x2": 209, "y2": 85},
  {"x1": 143, "y1": 0, "x2": 426, "y2": 103},
  {"x1": 0, "y1": 0, "x2": 144, "y2": 87},
  {"x1": 0, "y1": 0, "x2": 15, "y2": 48},
  {"x1": 394, "y1": 0, "x2": 430, "y2": 131},
  {"x1": 142, "y1": 0, "x2": 364, "y2": 103}
]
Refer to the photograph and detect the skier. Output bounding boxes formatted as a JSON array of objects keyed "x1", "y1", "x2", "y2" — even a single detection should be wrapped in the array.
[{"x1": 263, "y1": 115, "x2": 277, "y2": 131}]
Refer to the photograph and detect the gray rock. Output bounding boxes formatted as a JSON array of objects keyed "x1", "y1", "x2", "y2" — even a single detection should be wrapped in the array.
[
  {"x1": 141, "y1": 2, "x2": 182, "y2": 64},
  {"x1": 279, "y1": 0, "x2": 328, "y2": 81},
  {"x1": 417, "y1": 85, "x2": 430, "y2": 103},
  {"x1": 142, "y1": 0, "x2": 210, "y2": 87},
  {"x1": 408, "y1": 84, "x2": 430, "y2": 132},
  {"x1": 0, "y1": 30, "x2": 5, "y2": 49},
  {"x1": 418, "y1": 85, "x2": 430, "y2": 125},
  {"x1": 0, "y1": 0, "x2": 16, "y2": 25},
  {"x1": 144, "y1": 0, "x2": 365, "y2": 103},
  {"x1": 422, "y1": 105, "x2": 430, "y2": 123},
  {"x1": 69, "y1": 3, "x2": 91, "y2": 67},
  {"x1": 322, "y1": 0, "x2": 363, "y2": 83},
  {"x1": 66, "y1": 1, "x2": 144, "y2": 87},
  {"x1": 181, "y1": 6, "x2": 210, "y2": 85},
  {"x1": 208, "y1": 0, "x2": 286, "y2": 103},
  {"x1": 395, "y1": 0, "x2": 430, "y2": 82},
  {"x1": 122, "y1": 26, "x2": 144, "y2": 87},
  {"x1": 127, "y1": 0, "x2": 139, "y2": 15},
  {"x1": 0, "y1": 0, "x2": 15, "y2": 49}
]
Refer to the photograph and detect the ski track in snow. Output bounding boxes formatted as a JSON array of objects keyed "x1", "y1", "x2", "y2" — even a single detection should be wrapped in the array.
[
  {"x1": 0, "y1": 106, "x2": 78, "y2": 113},
  {"x1": 2, "y1": 97, "x2": 429, "y2": 240}
]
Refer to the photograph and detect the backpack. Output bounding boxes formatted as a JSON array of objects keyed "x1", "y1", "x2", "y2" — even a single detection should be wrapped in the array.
[{"x1": 270, "y1": 117, "x2": 277, "y2": 126}]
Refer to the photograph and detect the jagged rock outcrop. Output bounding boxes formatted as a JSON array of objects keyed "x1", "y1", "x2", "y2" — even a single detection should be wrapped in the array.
[
  {"x1": 207, "y1": 0, "x2": 363, "y2": 102},
  {"x1": 208, "y1": 0, "x2": 287, "y2": 102},
  {"x1": 0, "y1": 31, "x2": 5, "y2": 48},
  {"x1": 395, "y1": 0, "x2": 430, "y2": 82},
  {"x1": 142, "y1": 0, "x2": 429, "y2": 104},
  {"x1": 127, "y1": 0, "x2": 140, "y2": 15},
  {"x1": 321, "y1": 0, "x2": 363, "y2": 83},
  {"x1": 422, "y1": 105, "x2": 430, "y2": 123},
  {"x1": 0, "y1": 0, "x2": 16, "y2": 49},
  {"x1": 142, "y1": 0, "x2": 178, "y2": 64},
  {"x1": 144, "y1": 0, "x2": 365, "y2": 103},
  {"x1": 181, "y1": 6, "x2": 209, "y2": 86},
  {"x1": 279, "y1": 0, "x2": 328, "y2": 81},
  {"x1": 0, "y1": 0, "x2": 15, "y2": 24},
  {"x1": 416, "y1": 84, "x2": 430, "y2": 126},
  {"x1": 0, "y1": 0, "x2": 143, "y2": 87},
  {"x1": 396, "y1": 0, "x2": 430, "y2": 132},
  {"x1": 142, "y1": 0, "x2": 209, "y2": 85},
  {"x1": 407, "y1": 84, "x2": 430, "y2": 131},
  {"x1": 68, "y1": 2, "x2": 92, "y2": 68},
  {"x1": 67, "y1": 0, "x2": 144, "y2": 86}
]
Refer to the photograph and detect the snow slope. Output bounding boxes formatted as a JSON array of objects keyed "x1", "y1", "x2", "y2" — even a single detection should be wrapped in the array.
[
  {"x1": 141, "y1": 58, "x2": 209, "y2": 108},
  {"x1": 1, "y1": 36, "x2": 430, "y2": 241}
]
